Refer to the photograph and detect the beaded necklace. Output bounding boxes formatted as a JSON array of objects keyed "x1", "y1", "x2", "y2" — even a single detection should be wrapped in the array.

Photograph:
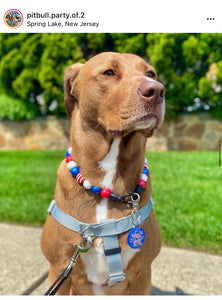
[{"x1": 65, "y1": 147, "x2": 149, "y2": 203}]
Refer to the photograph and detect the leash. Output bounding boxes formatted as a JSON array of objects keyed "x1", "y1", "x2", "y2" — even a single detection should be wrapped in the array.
[
  {"x1": 44, "y1": 149, "x2": 153, "y2": 294},
  {"x1": 44, "y1": 265, "x2": 72, "y2": 295},
  {"x1": 45, "y1": 234, "x2": 93, "y2": 295},
  {"x1": 44, "y1": 196, "x2": 154, "y2": 295}
]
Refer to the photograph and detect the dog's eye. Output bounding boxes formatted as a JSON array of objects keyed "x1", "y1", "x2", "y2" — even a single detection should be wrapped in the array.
[
  {"x1": 146, "y1": 71, "x2": 156, "y2": 78},
  {"x1": 103, "y1": 69, "x2": 115, "y2": 76}
]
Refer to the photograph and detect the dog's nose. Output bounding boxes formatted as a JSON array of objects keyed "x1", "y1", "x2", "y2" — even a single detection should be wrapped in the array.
[{"x1": 138, "y1": 80, "x2": 165, "y2": 103}]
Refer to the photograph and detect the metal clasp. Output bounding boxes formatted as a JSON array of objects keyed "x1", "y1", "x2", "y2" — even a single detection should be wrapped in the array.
[
  {"x1": 64, "y1": 245, "x2": 80, "y2": 277},
  {"x1": 128, "y1": 193, "x2": 141, "y2": 226},
  {"x1": 78, "y1": 235, "x2": 93, "y2": 253},
  {"x1": 121, "y1": 193, "x2": 140, "y2": 208},
  {"x1": 64, "y1": 234, "x2": 93, "y2": 277},
  {"x1": 130, "y1": 209, "x2": 141, "y2": 226},
  {"x1": 128, "y1": 193, "x2": 140, "y2": 210}
]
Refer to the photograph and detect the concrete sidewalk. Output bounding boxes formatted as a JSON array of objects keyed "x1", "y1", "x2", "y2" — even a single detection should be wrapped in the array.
[{"x1": 0, "y1": 223, "x2": 222, "y2": 295}]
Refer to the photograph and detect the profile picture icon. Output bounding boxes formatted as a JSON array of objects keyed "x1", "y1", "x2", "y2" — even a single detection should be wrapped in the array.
[{"x1": 4, "y1": 9, "x2": 23, "y2": 29}]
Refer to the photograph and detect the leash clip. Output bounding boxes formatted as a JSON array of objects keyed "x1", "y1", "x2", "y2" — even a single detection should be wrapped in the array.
[
  {"x1": 64, "y1": 233, "x2": 93, "y2": 278},
  {"x1": 64, "y1": 246, "x2": 80, "y2": 277},
  {"x1": 78, "y1": 225, "x2": 95, "y2": 253},
  {"x1": 78, "y1": 235, "x2": 93, "y2": 253}
]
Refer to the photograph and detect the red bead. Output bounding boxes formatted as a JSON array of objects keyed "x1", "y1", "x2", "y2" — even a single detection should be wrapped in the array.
[
  {"x1": 144, "y1": 163, "x2": 148, "y2": 169},
  {"x1": 139, "y1": 179, "x2": 146, "y2": 188},
  {"x1": 76, "y1": 173, "x2": 85, "y2": 184},
  {"x1": 66, "y1": 155, "x2": 73, "y2": 163},
  {"x1": 100, "y1": 189, "x2": 111, "y2": 198}
]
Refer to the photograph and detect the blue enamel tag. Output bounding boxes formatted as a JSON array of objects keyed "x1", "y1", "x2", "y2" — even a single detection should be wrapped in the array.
[{"x1": 127, "y1": 227, "x2": 145, "y2": 249}]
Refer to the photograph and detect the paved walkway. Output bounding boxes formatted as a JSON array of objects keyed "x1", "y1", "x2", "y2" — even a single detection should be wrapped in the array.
[{"x1": 0, "y1": 223, "x2": 222, "y2": 295}]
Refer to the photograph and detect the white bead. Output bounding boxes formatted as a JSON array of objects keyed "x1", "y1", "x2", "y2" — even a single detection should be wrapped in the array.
[
  {"x1": 141, "y1": 174, "x2": 148, "y2": 182},
  {"x1": 83, "y1": 180, "x2": 92, "y2": 189},
  {"x1": 67, "y1": 161, "x2": 76, "y2": 170},
  {"x1": 67, "y1": 147, "x2": 72, "y2": 154},
  {"x1": 145, "y1": 157, "x2": 148, "y2": 163}
]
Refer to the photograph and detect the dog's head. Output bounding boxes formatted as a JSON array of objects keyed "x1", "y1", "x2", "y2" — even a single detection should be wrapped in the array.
[{"x1": 64, "y1": 52, "x2": 165, "y2": 138}]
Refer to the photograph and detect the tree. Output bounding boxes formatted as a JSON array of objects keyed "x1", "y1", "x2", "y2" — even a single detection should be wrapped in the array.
[
  {"x1": 146, "y1": 33, "x2": 222, "y2": 118},
  {"x1": 0, "y1": 33, "x2": 84, "y2": 116},
  {"x1": 1, "y1": 33, "x2": 222, "y2": 120}
]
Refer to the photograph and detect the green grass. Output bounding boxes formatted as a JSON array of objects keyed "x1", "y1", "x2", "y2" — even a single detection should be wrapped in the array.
[
  {"x1": 0, "y1": 150, "x2": 221, "y2": 254},
  {"x1": 0, "y1": 150, "x2": 64, "y2": 225},
  {"x1": 147, "y1": 151, "x2": 222, "y2": 255}
]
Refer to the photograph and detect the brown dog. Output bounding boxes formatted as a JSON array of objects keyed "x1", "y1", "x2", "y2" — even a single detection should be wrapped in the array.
[{"x1": 41, "y1": 52, "x2": 165, "y2": 295}]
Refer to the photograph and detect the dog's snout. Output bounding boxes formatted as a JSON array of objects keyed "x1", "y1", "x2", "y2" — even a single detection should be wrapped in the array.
[{"x1": 138, "y1": 81, "x2": 165, "y2": 103}]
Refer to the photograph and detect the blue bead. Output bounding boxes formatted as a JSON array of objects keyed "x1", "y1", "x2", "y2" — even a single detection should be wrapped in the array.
[
  {"x1": 66, "y1": 151, "x2": 71, "y2": 157},
  {"x1": 70, "y1": 167, "x2": 80, "y2": 177},
  {"x1": 91, "y1": 186, "x2": 102, "y2": 194},
  {"x1": 143, "y1": 168, "x2": 149, "y2": 175}
]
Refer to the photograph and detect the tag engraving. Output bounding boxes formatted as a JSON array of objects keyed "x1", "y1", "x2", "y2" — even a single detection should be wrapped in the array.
[{"x1": 127, "y1": 227, "x2": 145, "y2": 249}]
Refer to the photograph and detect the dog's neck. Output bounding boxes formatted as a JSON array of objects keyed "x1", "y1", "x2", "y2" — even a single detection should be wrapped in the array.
[{"x1": 70, "y1": 116, "x2": 147, "y2": 196}]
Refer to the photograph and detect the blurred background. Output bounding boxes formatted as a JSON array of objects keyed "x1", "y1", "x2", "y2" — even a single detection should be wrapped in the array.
[{"x1": 1, "y1": 33, "x2": 222, "y2": 121}]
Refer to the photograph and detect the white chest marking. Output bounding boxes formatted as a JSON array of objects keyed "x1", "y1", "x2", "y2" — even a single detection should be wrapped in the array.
[
  {"x1": 80, "y1": 138, "x2": 139, "y2": 288},
  {"x1": 98, "y1": 138, "x2": 121, "y2": 190}
]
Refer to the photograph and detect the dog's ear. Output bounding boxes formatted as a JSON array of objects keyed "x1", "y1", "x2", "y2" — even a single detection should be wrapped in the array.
[{"x1": 64, "y1": 63, "x2": 83, "y2": 118}]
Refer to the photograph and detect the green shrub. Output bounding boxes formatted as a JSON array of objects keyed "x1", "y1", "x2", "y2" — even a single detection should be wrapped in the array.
[
  {"x1": 1, "y1": 33, "x2": 222, "y2": 120},
  {"x1": 146, "y1": 33, "x2": 222, "y2": 119},
  {"x1": 0, "y1": 94, "x2": 38, "y2": 121}
]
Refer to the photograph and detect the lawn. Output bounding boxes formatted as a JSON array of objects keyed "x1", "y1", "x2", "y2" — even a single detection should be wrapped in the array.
[
  {"x1": 0, "y1": 150, "x2": 64, "y2": 225},
  {"x1": 0, "y1": 150, "x2": 221, "y2": 255},
  {"x1": 148, "y1": 151, "x2": 222, "y2": 255}
]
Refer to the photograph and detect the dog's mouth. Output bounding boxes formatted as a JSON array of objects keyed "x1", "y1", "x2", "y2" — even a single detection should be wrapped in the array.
[
  {"x1": 135, "y1": 113, "x2": 157, "y2": 126},
  {"x1": 108, "y1": 113, "x2": 159, "y2": 138}
]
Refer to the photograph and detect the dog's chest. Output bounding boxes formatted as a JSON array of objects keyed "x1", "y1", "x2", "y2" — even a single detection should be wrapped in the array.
[{"x1": 80, "y1": 138, "x2": 139, "y2": 286}]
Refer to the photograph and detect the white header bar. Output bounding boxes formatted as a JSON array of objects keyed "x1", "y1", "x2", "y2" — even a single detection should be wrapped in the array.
[{"x1": 1, "y1": 0, "x2": 222, "y2": 33}]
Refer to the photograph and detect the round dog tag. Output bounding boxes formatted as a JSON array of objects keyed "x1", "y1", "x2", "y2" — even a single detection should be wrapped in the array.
[{"x1": 127, "y1": 227, "x2": 145, "y2": 249}]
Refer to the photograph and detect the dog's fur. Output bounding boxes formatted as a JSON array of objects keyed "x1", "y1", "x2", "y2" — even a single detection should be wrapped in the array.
[{"x1": 41, "y1": 52, "x2": 165, "y2": 295}]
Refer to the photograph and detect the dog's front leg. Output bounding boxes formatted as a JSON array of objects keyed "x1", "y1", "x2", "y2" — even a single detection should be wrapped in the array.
[{"x1": 127, "y1": 264, "x2": 152, "y2": 295}]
